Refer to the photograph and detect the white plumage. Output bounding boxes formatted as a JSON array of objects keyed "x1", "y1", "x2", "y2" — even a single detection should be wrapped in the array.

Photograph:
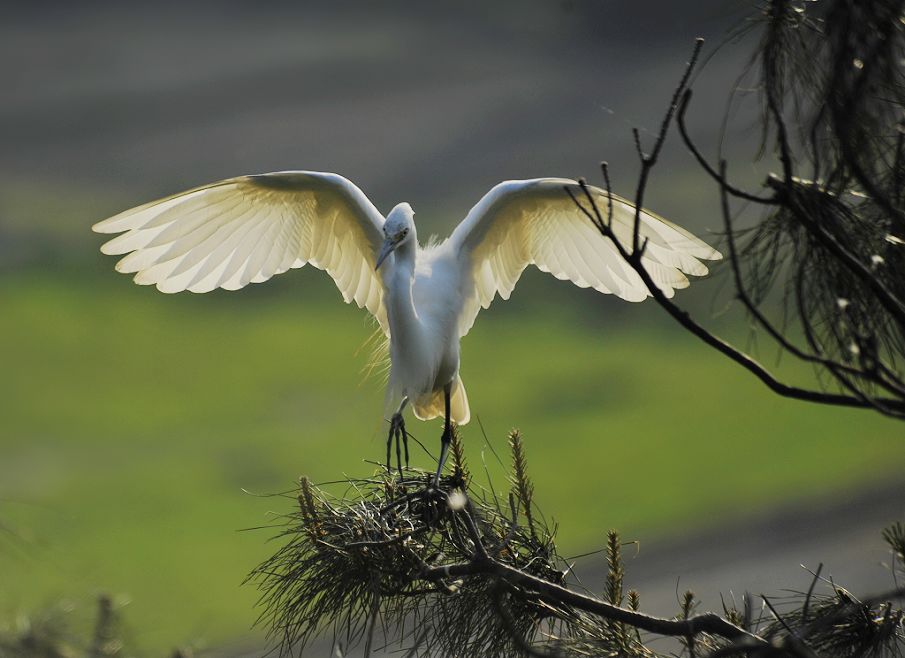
[{"x1": 93, "y1": 171, "x2": 721, "y2": 480}]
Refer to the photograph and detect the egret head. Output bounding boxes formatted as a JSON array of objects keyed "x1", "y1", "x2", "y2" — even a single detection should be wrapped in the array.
[{"x1": 375, "y1": 203, "x2": 416, "y2": 270}]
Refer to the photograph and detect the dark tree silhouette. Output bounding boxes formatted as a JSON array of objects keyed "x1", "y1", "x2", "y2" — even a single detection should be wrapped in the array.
[{"x1": 572, "y1": 0, "x2": 905, "y2": 420}]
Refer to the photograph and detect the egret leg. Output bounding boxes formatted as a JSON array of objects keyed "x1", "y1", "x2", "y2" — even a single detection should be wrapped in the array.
[
  {"x1": 386, "y1": 397, "x2": 409, "y2": 477},
  {"x1": 432, "y1": 383, "x2": 453, "y2": 487}
]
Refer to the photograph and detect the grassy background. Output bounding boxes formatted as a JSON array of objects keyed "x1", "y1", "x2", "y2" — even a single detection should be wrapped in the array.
[
  {"x1": 2, "y1": 267, "x2": 902, "y2": 651},
  {"x1": 2, "y1": 2, "x2": 903, "y2": 653}
]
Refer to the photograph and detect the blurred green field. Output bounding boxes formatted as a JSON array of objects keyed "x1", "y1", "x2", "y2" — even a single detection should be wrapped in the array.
[{"x1": 1, "y1": 269, "x2": 902, "y2": 652}]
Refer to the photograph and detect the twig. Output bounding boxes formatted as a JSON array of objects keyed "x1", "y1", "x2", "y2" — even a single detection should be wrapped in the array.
[
  {"x1": 677, "y1": 90, "x2": 779, "y2": 205},
  {"x1": 802, "y1": 563, "x2": 823, "y2": 624},
  {"x1": 629, "y1": 37, "x2": 704, "y2": 253}
]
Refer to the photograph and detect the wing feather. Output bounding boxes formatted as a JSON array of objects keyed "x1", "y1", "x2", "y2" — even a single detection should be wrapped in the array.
[
  {"x1": 449, "y1": 178, "x2": 721, "y2": 335},
  {"x1": 184, "y1": 203, "x2": 267, "y2": 292},
  {"x1": 255, "y1": 212, "x2": 294, "y2": 282},
  {"x1": 94, "y1": 171, "x2": 389, "y2": 333}
]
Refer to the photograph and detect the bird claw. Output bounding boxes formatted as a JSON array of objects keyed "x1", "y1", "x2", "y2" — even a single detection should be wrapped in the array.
[{"x1": 386, "y1": 412, "x2": 409, "y2": 479}]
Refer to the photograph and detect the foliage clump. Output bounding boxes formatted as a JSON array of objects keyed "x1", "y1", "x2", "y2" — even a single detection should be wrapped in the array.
[
  {"x1": 0, "y1": 596, "x2": 190, "y2": 658},
  {"x1": 707, "y1": 0, "x2": 905, "y2": 414}
]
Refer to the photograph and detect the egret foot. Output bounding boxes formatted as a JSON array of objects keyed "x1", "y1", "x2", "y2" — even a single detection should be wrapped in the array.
[{"x1": 386, "y1": 412, "x2": 409, "y2": 478}]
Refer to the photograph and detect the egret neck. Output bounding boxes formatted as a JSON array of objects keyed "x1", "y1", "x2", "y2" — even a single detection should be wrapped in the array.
[{"x1": 383, "y1": 232, "x2": 419, "y2": 336}]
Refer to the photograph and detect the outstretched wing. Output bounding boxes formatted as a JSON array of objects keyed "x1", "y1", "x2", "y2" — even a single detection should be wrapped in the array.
[
  {"x1": 93, "y1": 171, "x2": 389, "y2": 333},
  {"x1": 448, "y1": 178, "x2": 721, "y2": 336}
]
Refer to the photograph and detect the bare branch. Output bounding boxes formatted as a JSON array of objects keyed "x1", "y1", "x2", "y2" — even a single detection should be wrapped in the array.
[
  {"x1": 631, "y1": 38, "x2": 704, "y2": 254},
  {"x1": 676, "y1": 90, "x2": 780, "y2": 205}
]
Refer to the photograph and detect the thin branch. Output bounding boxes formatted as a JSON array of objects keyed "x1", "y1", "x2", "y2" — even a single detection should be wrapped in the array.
[
  {"x1": 763, "y1": 0, "x2": 795, "y2": 188},
  {"x1": 762, "y1": 595, "x2": 819, "y2": 658},
  {"x1": 418, "y1": 552, "x2": 765, "y2": 646},
  {"x1": 721, "y1": 165, "x2": 863, "y2": 376},
  {"x1": 802, "y1": 563, "x2": 823, "y2": 624},
  {"x1": 631, "y1": 37, "x2": 704, "y2": 253},
  {"x1": 767, "y1": 175, "x2": 905, "y2": 327},
  {"x1": 719, "y1": 162, "x2": 905, "y2": 408},
  {"x1": 567, "y1": 179, "x2": 905, "y2": 413},
  {"x1": 677, "y1": 90, "x2": 780, "y2": 205}
]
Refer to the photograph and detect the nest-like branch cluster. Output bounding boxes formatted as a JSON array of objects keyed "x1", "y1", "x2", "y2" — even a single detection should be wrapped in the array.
[
  {"x1": 247, "y1": 431, "x2": 905, "y2": 658},
  {"x1": 248, "y1": 430, "x2": 575, "y2": 658}
]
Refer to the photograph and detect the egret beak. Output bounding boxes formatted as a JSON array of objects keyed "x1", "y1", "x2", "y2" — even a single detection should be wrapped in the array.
[{"x1": 375, "y1": 238, "x2": 396, "y2": 270}]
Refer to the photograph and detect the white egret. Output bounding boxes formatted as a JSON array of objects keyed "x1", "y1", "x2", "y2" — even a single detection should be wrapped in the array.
[{"x1": 93, "y1": 172, "x2": 721, "y2": 483}]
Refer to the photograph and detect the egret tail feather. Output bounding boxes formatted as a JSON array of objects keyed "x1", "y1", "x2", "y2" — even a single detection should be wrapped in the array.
[{"x1": 412, "y1": 375, "x2": 470, "y2": 425}]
